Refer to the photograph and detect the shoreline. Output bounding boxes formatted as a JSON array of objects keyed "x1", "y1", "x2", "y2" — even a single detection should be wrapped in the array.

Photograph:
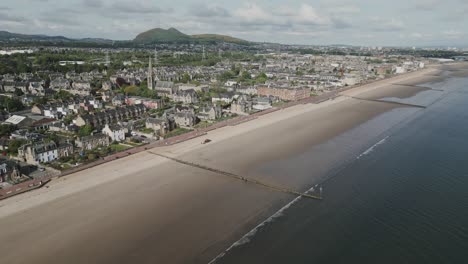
[
  {"x1": 212, "y1": 63, "x2": 468, "y2": 264},
  {"x1": 0, "y1": 66, "x2": 438, "y2": 200},
  {"x1": 0, "y1": 64, "x2": 459, "y2": 264}
]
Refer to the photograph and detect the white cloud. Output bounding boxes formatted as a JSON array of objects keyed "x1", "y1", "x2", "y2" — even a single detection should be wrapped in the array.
[
  {"x1": 233, "y1": 3, "x2": 274, "y2": 24},
  {"x1": 443, "y1": 30, "x2": 465, "y2": 39},
  {"x1": 370, "y1": 17, "x2": 405, "y2": 31},
  {"x1": 410, "y1": 0, "x2": 442, "y2": 11},
  {"x1": 0, "y1": 0, "x2": 466, "y2": 46},
  {"x1": 111, "y1": 0, "x2": 168, "y2": 14},
  {"x1": 295, "y1": 4, "x2": 331, "y2": 26}
]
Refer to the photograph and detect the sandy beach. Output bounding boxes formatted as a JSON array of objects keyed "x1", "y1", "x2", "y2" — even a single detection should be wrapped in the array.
[{"x1": 0, "y1": 65, "x2": 458, "y2": 264}]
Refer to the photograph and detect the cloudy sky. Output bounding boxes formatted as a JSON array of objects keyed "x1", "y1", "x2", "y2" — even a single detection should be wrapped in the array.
[{"x1": 0, "y1": 0, "x2": 467, "y2": 46}]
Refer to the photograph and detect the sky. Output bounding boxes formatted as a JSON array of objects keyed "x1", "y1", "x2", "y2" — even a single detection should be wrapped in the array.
[{"x1": 0, "y1": 0, "x2": 467, "y2": 47}]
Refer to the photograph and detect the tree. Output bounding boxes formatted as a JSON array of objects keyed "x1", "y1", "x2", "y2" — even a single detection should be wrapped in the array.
[
  {"x1": 33, "y1": 97, "x2": 49, "y2": 105},
  {"x1": 0, "y1": 97, "x2": 25, "y2": 112},
  {"x1": 218, "y1": 71, "x2": 235, "y2": 82},
  {"x1": 79, "y1": 125, "x2": 94, "y2": 137},
  {"x1": 255, "y1": 72, "x2": 268, "y2": 84},
  {"x1": 63, "y1": 115, "x2": 75, "y2": 125},
  {"x1": 54, "y1": 90, "x2": 73, "y2": 100},
  {"x1": 0, "y1": 124, "x2": 16, "y2": 137},
  {"x1": 181, "y1": 73, "x2": 191, "y2": 83},
  {"x1": 138, "y1": 88, "x2": 159, "y2": 99},
  {"x1": 124, "y1": 85, "x2": 140, "y2": 96},
  {"x1": 8, "y1": 139, "x2": 27, "y2": 155},
  {"x1": 240, "y1": 71, "x2": 251, "y2": 81},
  {"x1": 88, "y1": 153, "x2": 97, "y2": 160},
  {"x1": 47, "y1": 133, "x2": 60, "y2": 144},
  {"x1": 14, "y1": 89, "x2": 24, "y2": 96}
]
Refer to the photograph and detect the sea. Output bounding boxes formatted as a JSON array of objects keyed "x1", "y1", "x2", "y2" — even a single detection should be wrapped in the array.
[{"x1": 214, "y1": 68, "x2": 468, "y2": 264}]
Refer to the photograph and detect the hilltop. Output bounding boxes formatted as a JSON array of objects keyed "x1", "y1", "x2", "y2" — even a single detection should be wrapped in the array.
[
  {"x1": 133, "y1": 28, "x2": 251, "y2": 45},
  {"x1": 191, "y1": 34, "x2": 250, "y2": 45},
  {"x1": 133, "y1": 28, "x2": 192, "y2": 43}
]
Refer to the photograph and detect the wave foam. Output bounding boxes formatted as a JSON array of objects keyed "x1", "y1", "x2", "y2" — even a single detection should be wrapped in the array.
[
  {"x1": 357, "y1": 136, "x2": 389, "y2": 159},
  {"x1": 208, "y1": 186, "x2": 316, "y2": 263}
]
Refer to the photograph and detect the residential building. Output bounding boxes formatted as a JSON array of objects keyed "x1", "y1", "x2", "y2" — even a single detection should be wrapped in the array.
[
  {"x1": 102, "y1": 124, "x2": 126, "y2": 142},
  {"x1": 75, "y1": 134, "x2": 110, "y2": 150},
  {"x1": 225, "y1": 80, "x2": 239, "y2": 87},
  {"x1": 178, "y1": 84, "x2": 209, "y2": 93},
  {"x1": 154, "y1": 81, "x2": 176, "y2": 97},
  {"x1": 212, "y1": 92, "x2": 235, "y2": 104},
  {"x1": 74, "y1": 104, "x2": 146, "y2": 128},
  {"x1": 0, "y1": 159, "x2": 25, "y2": 183},
  {"x1": 50, "y1": 78, "x2": 71, "y2": 90},
  {"x1": 253, "y1": 97, "x2": 273, "y2": 110},
  {"x1": 173, "y1": 89, "x2": 199, "y2": 104},
  {"x1": 174, "y1": 111, "x2": 197, "y2": 128},
  {"x1": 145, "y1": 117, "x2": 173, "y2": 137},
  {"x1": 231, "y1": 95, "x2": 252, "y2": 115},
  {"x1": 125, "y1": 97, "x2": 162, "y2": 109},
  {"x1": 112, "y1": 94, "x2": 126, "y2": 106},
  {"x1": 236, "y1": 86, "x2": 257, "y2": 95},
  {"x1": 198, "y1": 105, "x2": 222, "y2": 121},
  {"x1": 18, "y1": 141, "x2": 71, "y2": 164},
  {"x1": 257, "y1": 86, "x2": 310, "y2": 101}
]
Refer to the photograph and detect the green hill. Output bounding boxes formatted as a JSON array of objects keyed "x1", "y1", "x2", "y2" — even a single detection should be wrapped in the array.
[
  {"x1": 133, "y1": 28, "x2": 251, "y2": 45},
  {"x1": 192, "y1": 34, "x2": 250, "y2": 45},
  {"x1": 0, "y1": 31, "x2": 71, "y2": 42},
  {"x1": 133, "y1": 28, "x2": 192, "y2": 43}
]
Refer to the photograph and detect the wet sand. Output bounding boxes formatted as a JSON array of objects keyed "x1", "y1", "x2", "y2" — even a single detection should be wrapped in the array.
[
  {"x1": 0, "y1": 65, "x2": 458, "y2": 264},
  {"x1": 352, "y1": 84, "x2": 432, "y2": 100}
]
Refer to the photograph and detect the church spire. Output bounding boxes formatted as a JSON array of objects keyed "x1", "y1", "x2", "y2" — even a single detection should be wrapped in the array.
[{"x1": 148, "y1": 56, "x2": 153, "y2": 90}]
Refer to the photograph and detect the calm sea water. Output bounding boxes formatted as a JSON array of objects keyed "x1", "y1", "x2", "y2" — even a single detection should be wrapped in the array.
[{"x1": 216, "y1": 72, "x2": 468, "y2": 264}]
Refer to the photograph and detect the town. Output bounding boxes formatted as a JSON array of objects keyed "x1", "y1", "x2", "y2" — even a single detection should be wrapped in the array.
[{"x1": 0, "y1": 43, "x2": 461, "y2": 192}]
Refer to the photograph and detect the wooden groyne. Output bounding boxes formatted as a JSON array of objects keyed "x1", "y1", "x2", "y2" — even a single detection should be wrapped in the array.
[
  {"x1": 390, "y1": 83, "x2": 444, "y2": 91},
  {"x1": 148, "y1": 151, "x2": 323, "y2": 201},
  {"x1": 342, "y1": 95, "x2": 427, "y2": 109}
]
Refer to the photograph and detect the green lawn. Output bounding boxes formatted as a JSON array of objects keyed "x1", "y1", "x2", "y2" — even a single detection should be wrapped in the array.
[
  {"x1": 194, "y1": 121, "x2": 210, "y2": 129},
  {"x1": 110, "y1": 144, "x2": 132, "y2": 152},
  {"x1": 126, "y1": 141, "x2": 144, "y2": 147},
  {"x1": 165, "y1": 128, "x2": 192, "y2": 138},
  {"x1": 272, "y1": 101, "x2": 287, "y2": 107},
  {"x1": 139, "y1": 128, "x2": 154, "y2": 134}
]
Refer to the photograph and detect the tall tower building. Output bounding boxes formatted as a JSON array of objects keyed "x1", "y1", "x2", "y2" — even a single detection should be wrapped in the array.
[
  {"x1": 154, "y1": 48, "x2": 158, "y2": 65},
  {"x1": 105, "y1": 51, "x2": 110, "y2": 67},
  {"x1": 147, "y1": 56, "x2": 153, "y2": 90}
]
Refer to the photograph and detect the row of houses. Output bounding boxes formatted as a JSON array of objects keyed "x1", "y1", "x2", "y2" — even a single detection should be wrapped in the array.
[
  {"x1": 18, "y1": 141, "x2": 74, "y2": 164},
  {"x1": 1, "y1": 80, "x2": 48, "y2": 96},
  {"x1": 31, "y1": 97, "x2": 104, "y2": 119},
  {"x1": 16, "y1": 122, "x2": 129, "y2": 165},
  {"x1": 257, "y1": 86, "x2": 311, "y2": 101},
  {"x1": 144, "y1": 105, "x2": 222, "y2": 136},
  {"x1": 74, "y1": 104, "x2": 147, "y2": 128}
]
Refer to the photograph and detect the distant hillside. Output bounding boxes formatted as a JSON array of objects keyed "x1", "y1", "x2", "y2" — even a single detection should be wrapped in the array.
[
  {"x1": 0, "y1": 31, "x2": 71, "y2": 42},
  {"x1": 133, "y1": 28, "x2": 251, "y2": 45},
  {"x1": 0, "y1": 31, "x2": 116, "y2": 46},
  {"x1": 133, "y1": 28, "x2": 192, "y2": 43},
  {"x1": 192, "y1": 34, "x2": 250, "y2": 45},
  {"x1": 0, "y1": 28, "x2": 252, "y2": 46}
]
